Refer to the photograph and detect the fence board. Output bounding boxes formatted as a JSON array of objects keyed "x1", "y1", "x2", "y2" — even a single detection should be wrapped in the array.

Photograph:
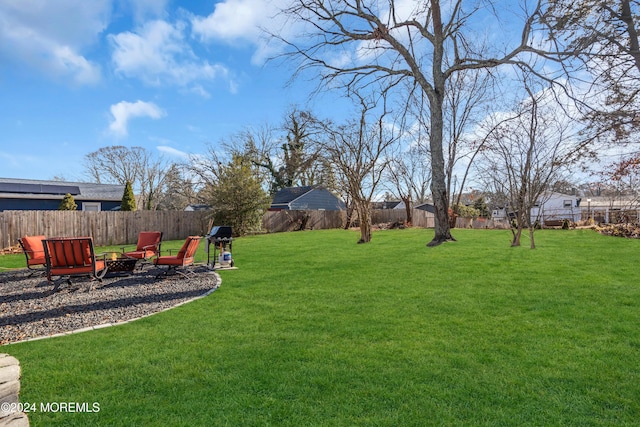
[{"x1": 0, "y1": 211, "x2": 211, "y2": 249}]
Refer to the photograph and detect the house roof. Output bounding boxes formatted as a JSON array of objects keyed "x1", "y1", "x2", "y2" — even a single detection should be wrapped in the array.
[
  {"x1": 371, "y1": 200, "x2": 402, "y2": 209},
  {"x1": 272, "y1": 186, "x2": 315, "y2": 205},
  {"x1": 270, "y1": 185, "x2": 345, "y2": 210},
  {"x1": 415, "y1": 203, "x2": 435, "y2": 213},
  {"x1": 0, "y1": 177, "x2": 125, "y2": 201}
]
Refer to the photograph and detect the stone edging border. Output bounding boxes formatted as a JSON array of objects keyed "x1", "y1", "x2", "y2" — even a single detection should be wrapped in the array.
[{"x1": 4, "y1": 272, "x2": 222, "y2": 346}]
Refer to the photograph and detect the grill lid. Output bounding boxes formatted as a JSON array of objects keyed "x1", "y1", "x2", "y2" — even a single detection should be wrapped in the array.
[{"x1": 208, "y1": 226, "x2": 232, "y2": 240}]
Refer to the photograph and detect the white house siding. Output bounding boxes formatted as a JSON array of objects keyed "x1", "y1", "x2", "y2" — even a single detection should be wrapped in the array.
[{"x1": 532, "y1": 193, "x2": 581, "y2": 223}]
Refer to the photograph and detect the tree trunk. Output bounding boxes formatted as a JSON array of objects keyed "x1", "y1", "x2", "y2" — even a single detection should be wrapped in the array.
[
  {"x1": 344, "y1": 203, "x2": 355, "y2": 230},
  {"x1": 426, "y1": 0, "x2": 454, "y2": 247},
  {"x1": 426, "y1": 93, "x2": 455, "y2": 246},
  {"x1": 402, "y1": 195, "x2": 412, "y2": 226},
  {"x1": 511, "y1": 227, "x2": 522, "y2": 247},
  {"x1": 529, "y1": 227, "x2": 536, "y2": 249},
  {"x1": 356, "y1": 201, "x2": 372, "y2": 243}
]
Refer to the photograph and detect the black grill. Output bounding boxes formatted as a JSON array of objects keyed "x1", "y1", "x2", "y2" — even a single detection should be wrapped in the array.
[
  {"x1": 207, "y1": 226, "x2": 233, "y2": 268},
  {"x1": 208, "y1": 226, "x2": 232, "y2": 242}
]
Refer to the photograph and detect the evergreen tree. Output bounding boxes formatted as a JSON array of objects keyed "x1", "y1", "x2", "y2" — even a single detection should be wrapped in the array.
[
  {"x1": 58, "y1": 193, "x2": 77, "y2": 210},
  {"x1": 121, "y1": 181, "x2": 137, "y2": 211},
  {"x1": 473, "y1": 197, "x2": 490, "y2": 218},
  {"x1": 204, "y1": 155, "x2": 270, "y2": 236}
]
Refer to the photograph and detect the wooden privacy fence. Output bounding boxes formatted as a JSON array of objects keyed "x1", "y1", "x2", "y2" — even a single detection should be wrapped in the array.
[
  {"x1": 3, "y1": 208, "x2": 439, "y2": 247},
  {"x1": 262, "y1": 210, "x2": 346, "y2": 233},
  {"x1": 262, "y1": 209, "x2": 436, "y2": 232},
  {"x1": 0, "y1": 210, "x2": 212, "y2": 248}
]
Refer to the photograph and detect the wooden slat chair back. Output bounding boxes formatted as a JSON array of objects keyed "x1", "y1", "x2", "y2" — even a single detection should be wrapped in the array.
[
  {"x1": 154, "y1": 236, "x2": 202, "y2": 278},
  {"x1": 42, "y1": 237, "x2": 108, "y2": 291},
  {"x1": 123, "y1": 231, "x2": 163, "y2": 260},
  {"x1": 17, "y1": 235, "x2": 47, "y2": 274}
]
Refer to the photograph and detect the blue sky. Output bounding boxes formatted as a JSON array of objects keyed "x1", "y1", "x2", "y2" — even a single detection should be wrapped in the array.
[{"x1": 0, "y1": 0, "x2": 349, "y2": 181}]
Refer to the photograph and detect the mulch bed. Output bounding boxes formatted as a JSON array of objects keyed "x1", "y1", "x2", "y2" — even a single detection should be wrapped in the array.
[{"x1": 0, "y1": 265, "x2": 220, "y2": 345}]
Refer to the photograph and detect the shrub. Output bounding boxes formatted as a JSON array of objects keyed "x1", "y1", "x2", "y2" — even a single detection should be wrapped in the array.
[
  {"x1": 452, "y1": 203, "x2": 480, "y2": 218},
  {"x1": 58, "y1": 193, "x2": 77, "y2": 210},
  {"x1": 121, "y1": 181, "x2": 136, "y2": 211}
]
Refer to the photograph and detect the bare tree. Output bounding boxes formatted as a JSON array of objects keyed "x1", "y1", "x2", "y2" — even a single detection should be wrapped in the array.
[
  {"x1": 236, "y1": 108, "x2": 328, "y2": 195},
  {"x1": 319, "y1": 94, "x2": 399, "y2": 243},
  {"x1": 477, "y1": 82, "x2": 580, "y2": 248},
  {"x1": 541, "y1": 0, "x2": 640, "y2": 146},
  {"x1": 84, "y1": 146, "x2": 172, "y2": 210},
  {"x1": 274, "y1": 0, "x2": 550, "y2": 246},
  {"x1": 85, "y1": 146, "x2": 141, "y2": 185},
  {"x1": 385, "y1": 142, "x2": 431, "y2": 225},
  {"x1": 444, "y1": 69, "x2": 496, "y2": 213},
  {"x1": 155, "y1": 164, "x2": 198, "y2": 210}
]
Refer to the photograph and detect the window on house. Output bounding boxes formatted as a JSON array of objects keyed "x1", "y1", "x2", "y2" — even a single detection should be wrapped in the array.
[
  {"x1": 82, "y1": 202, "x2": 101, "y2": 212},
  {"x1": 563, "y1": 200, "x2": 572, "y2": 208}
]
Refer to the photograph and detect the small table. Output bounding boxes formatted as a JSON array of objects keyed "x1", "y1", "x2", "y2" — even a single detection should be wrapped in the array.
[{"x1": 104, "y1": 253, "x2": 138, "y2": 276}]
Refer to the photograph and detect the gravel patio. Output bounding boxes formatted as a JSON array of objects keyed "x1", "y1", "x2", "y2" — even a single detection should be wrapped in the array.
[{"x1": 0, "y1": 266, "x2": 220, "y2": 345}]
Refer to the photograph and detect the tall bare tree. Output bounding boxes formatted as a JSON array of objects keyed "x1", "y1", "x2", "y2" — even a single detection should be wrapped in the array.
[
  {"x1": 319, "y1": 94, "x2": 399, "y2": 243},
  {"x1": 274, "y1": 0, "x2": 548, "y2": 246},
  {"x1": 85, "y1": 146, "x2": 140, "y2": 185},
  {"x1": 84, "y1": 146, "x2": 171, "y2": 210}
]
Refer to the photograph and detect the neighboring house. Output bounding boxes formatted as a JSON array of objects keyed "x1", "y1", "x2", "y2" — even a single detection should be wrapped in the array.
[
  {"x1": 184, "y1": 204, "x2": 211, "y2": 212},
  {"x1": 269, "y1": 186, "x2": 345, "y2": 211},
  {"x1": 0, "y1": 178, "x2": 125, "y2": 212},
  {"x1": 581, "y1": 196, "x2": 640, "y2": 223},
  {"x1": 371, "y1": 200, "x2": 403, "y2": 210},
  {"x1": 415, "y1": 203, "x2": 436, "y2": 213},
  {"x1": 491, "y1": 192, "x2": 581, "y2": 224}
]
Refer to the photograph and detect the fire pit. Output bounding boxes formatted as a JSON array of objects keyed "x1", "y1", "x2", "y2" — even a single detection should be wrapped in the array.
[{"x1": 104, "y1": 253, "x2": 138, "y2": 275}]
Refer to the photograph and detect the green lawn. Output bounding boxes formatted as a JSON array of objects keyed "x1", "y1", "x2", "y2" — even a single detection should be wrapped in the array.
[{"x1": 4, "y1": 228, "x2": 640, "y2": 426}]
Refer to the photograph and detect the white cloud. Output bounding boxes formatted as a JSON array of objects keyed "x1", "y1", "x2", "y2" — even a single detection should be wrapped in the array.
[
  {"x1": 191, "y1": 0, "x2": 266, "y2": 42},
  {"x1": 109, "y1": 19, "x2": 230, "y2": 93},
  {"x1": 108, "y1": 100, "x2": 166, "y2": 138},
  {"x1": 157, "y1": 145, "x2": 189, "y2": 158},
  {"x1": 0, "y1": 0, "x2": 108, "y2": 84},
  {"x1": 190, "y1": 0, "x2": 293, "y2": 65}
]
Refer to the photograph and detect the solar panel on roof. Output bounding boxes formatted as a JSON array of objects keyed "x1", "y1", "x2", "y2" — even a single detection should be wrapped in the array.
[{"x1": 0, "y1": 183, "x2": 81, "y2": 195}]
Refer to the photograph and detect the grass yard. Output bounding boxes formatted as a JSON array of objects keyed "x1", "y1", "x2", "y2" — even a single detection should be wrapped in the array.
[{"x1": 4, "y1": 228, "x2": 640, "y2": 426}]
